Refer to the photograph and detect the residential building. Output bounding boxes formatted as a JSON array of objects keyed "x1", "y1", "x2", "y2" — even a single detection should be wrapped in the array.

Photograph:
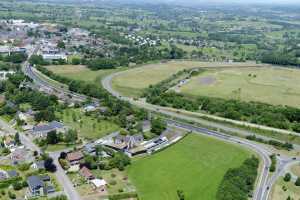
[
  {"x1": 91, "y1": 179, "x2": 107, "y2": 192},
  {"x1": 79, "y1": 166, "x2": 95, "y2": 181},
  {"x1": 66, "y1": 151, "x2": 84, "y2": 165},
  {"x1": 32, "y1": 121, "x2": 67, "y2": 138}
]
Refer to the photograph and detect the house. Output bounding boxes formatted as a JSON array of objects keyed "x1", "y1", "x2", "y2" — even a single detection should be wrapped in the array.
[
  {"x1": 79, "y1": 166, "x2": 95, "y2": 181},
  {"x1": 83, "y1": 143, "x2": 96, "y2": 155},
  {"x1": 26, "y1": 175, "x2": 55, "y2": 197},
  {"x1": 27, "y1": 176, "x2": 45, "y2": 197},
  {"x1": 3, "y1": 136, "x2": 16, "y2": 149},
  {"x1": 32, "y1": 121, "x2": 67, "y2": 138},
  {"x1": 11, "y1": 148, "x2": 33, "y2": 165},
  {"x1": 0, "y1": 170, "x2": 8, "y2": 180},
  {"x1": 7, "y1": 170, "x2": 18, "y2": 178},
  {"x1": 91, "y1": 179, "x2": 107, "y2": 192},
  {"x1": 83, "y1": 104, "x2": 97, "y2": 112},
  {"x1": 31, "y1": 160, "x2": 45, "y2": 170},
  {"x1": 66, "y1": 151, "x2": 84, "y2": 165},
  {"x1": 0, "y1": 70, "x2": 15, "y2": 80},
  {"x1": 106, "y1": 134, "x2": 144, "y2": 151}
]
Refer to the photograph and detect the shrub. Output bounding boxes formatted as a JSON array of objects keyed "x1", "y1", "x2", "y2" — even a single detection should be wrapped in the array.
[{"x1": 284, "y1": 173, "x2": 292, "y2": 182}]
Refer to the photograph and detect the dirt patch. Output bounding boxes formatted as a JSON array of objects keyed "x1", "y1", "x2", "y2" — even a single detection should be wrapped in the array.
[{"x1": 199, "y1": 76, "x2": 216, "y2": 85}]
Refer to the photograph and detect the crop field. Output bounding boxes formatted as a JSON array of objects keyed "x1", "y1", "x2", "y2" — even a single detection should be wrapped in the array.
[
  {"x1": 179, "y1": 66, "x2": 300, "y2": 108},
  {"x1": 46, "y1": 65, "x2": 122, "y2": 83},
  {"x1": 112, "y1": 60, "x2": 260, "y2": 97},
  {"x1": 127, "y1": 134, "x2": 251, "y2": 200}
]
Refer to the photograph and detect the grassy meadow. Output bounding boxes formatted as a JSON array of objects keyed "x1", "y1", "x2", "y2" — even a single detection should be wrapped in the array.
[
  {"x1": 127, "y1": 134, "x2": 251, "y2": 200},
  {"x1": 179, "y1": 66, "x2": 300, "y2": 108},
  {"x1": 46, "y1": 65, "x2": 122, "y2": 83},
  {"x1": 57, "y1": 108, "x2": 120, "y2": 140},
  {"x1": 111, "y1": 60, "x2": 259, "y2": 97}
]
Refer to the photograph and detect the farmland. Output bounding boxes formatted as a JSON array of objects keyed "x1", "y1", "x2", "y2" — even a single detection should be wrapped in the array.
[
  {"x1": 111, "y1": 60, "x2": 261, "y2": 97},
  {"x1": 127, "y1": 134, "x2": 251, "y2": 200},
  {"x1": 179, "y1": 66, "x2": 300, "y2": 108}
]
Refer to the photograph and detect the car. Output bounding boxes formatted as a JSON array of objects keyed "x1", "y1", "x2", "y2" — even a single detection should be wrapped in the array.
[{"x1": 292, "y1": 157, "x2": 296, "y2": 160}]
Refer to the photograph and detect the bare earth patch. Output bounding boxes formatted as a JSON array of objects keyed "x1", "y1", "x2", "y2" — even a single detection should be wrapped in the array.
[{"x1": 199, "y1": 76, "x2": 216, "y2": 85}]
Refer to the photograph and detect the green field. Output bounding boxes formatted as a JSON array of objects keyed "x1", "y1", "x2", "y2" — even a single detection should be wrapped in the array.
[
  {"x1": 112, "y1": 61, "x2": 259, "y2": 97},
  {"x1": 46, "y1": 65, "x2": 122, "y2": 83},
  {"x1": 179, "y1": 66, "x2": 300, "y2": 108},
  {"x1": 127, "y1": 134, "x2": 252, "y2": 200},
  {"x1": 57, "y1": 108, "x2": 120, "y2": 140}
]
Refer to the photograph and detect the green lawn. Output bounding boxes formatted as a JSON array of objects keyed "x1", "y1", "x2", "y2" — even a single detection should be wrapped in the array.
[
  {"x1": 179, "y1": 66, "x2": 300, "y2": 108},
  {"x1": 46, "y1": 65, "x2": 123, "y2": 83},
  {"x1": 127, "y1": 134, "x2": 252, "y2": 200},
  {"x1": 57, "y1": 108, "x2": 120, "y2": 140}
]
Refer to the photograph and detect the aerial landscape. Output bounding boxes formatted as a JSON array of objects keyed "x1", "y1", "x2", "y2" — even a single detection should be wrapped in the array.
[{"x1": 0, "y1": 0, "x2": 299, "y2": 199}]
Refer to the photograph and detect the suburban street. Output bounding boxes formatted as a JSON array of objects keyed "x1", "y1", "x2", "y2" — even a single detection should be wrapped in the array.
[{"x1": 21, "y1": 50, "x2": 300, "y2": 200}]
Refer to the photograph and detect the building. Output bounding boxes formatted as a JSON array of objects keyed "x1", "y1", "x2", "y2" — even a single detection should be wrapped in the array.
[
  {"x1": 26, "y1": 175, "x2": 55, "y2": 198},
  {"x1": 11, "y1": 148, "x2": 33, "y2": 165},
  {"x1": 3, "y1": 136, "x2": 16, "y2": 149},
  {"x1": 0, "y1": 70, "x2": 15, "y2": 80},
  {"x1": 42, "y1": 53, "x2": 67, "y2": 61},
  {"x1": 66, "y1": 151, "x2": 84, "y2": 165},
  {"x1": 91, "y1": 179, "x2": 107, "y2": 192},
  {"x1": 79, "y1": 166, "x2": 95, "y2": 181},
  {"x1": 32, "y1": 121, "x2": 67, "y2": 138},
  {"x1": 31, "y1": 160, "x2": 45, "y2": 170},
  {"x1": 27, "y1": 176, "x2": 45, "y2": 197}
]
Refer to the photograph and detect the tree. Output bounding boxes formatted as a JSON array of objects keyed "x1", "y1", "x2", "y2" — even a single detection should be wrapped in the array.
[
  {"x1": 177, "y1": 190, "x2": 185, "y2": 200},
  {"x1": 46, "y1": 131, "x2": 59, "y2": 145},
  {"x1": 151, "y1": 117, "x2": 167, "y2": 135},
  {"x1": 284, "y1": 173, "x2": 291, "y2": 182},
  {"x1": 295, "y1": 177, "x2": 300, "y2": 186},
  {"x1": 64, "y1": 129, "x2": 78, "y2": 144},
  {"x1": 57, "y1": 41, "x2": 65, "y2": 49},
  {"x1": 14, "y1": 132, "x2": 21, "y2": 145},
  {"x1": 44, "y1": 157, "x2": 57, "y2": 172}
]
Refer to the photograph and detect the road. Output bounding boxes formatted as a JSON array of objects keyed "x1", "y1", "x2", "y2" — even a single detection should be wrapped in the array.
[
  {"x1": 18, "y1": 46, "x2": 82, "y2": 200},
  {"x1": 23, "y1": 54, "x2": 300, "y2": 200}
]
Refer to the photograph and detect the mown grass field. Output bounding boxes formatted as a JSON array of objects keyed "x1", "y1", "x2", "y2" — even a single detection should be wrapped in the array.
[
  {"x1": 46, "y1": 65, "x2": 122, "y2": 83},
  {"x1": 111, "y1": 60, "x2": 260, "y2": 97},
  {"x1": 179, "y1": 66, "x2": 300, "y2": 108},
  {"x1": 127, "y1": 134, "x2": 251, "y2": 200}
]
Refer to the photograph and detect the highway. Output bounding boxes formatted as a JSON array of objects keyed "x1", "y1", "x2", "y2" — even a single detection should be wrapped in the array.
[{"x1": 22, "y1": 50, "x2": 300, "y2": 200}]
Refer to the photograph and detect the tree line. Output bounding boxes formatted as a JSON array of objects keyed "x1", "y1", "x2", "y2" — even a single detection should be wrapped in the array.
[{"x1": 216, "y1": 156, "x2": 259, "y2": 200}]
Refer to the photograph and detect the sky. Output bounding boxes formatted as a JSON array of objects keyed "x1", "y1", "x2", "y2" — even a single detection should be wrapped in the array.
[{"x1": 143, "y1": 0, "x2": 300, "y2": 5}]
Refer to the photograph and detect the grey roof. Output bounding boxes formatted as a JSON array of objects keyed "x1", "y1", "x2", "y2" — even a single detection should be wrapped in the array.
[
  {"x1": 40, "y1": 175, "x2": 50, "y2": 182},
  {"x1": 27, "y1": 176, "x2": 44, "y2": 190},
  {"x1": 46, "y1": 185, "x2": 55, "y2": 194},
  {"x1": 33, "y1": 121, "x2": 64, "y2": 133},
  {"x1": 35, "y1": 161, "x2": 45, "y2": 169},
  {"x1": 7, "y1": 170, "x2": 18, "y2": 178}
]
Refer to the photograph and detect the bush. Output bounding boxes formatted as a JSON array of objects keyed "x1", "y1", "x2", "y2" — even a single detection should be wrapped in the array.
[
  {"x1": 12, "y1": 182, "x2": 23, "y2": 190},
  {"x1": 8, "y1": 191, "x2": 16, "y2": 199},
  {"x1": 284, "y1": 173, "x2": 291, "y2": 182},
  {"x1": 295, "y1": 177, "x2": 300, "y2": 186}
]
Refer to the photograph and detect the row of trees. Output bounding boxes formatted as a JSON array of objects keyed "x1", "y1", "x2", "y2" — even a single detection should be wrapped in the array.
[
  {"x1": 246, "y1": 135, "x2": 293, "y2": 151},
  {"x1": 146, "y1": 88, "x2": 300, "y2": 132},
  {"x1": 216, "y1": 156, "x2": 259, "y2": 200}
]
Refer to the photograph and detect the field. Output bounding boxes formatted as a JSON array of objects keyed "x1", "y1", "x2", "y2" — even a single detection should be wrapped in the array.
[
  {"x1": 127, "y1": 134, "x2": 251, "y2": 200},
  {"x1": 57, "y1": 108, "x2": 120, "y2": 140},
  {"x1": 290, "y1": 163, "x2": 300, "y2": 177},
  {"x1": 179, "y1": 66, "x2": 300, "y2": 108},
  {"x1": 270, "y1": 177, "x2": 300, "y2": 200},
  {"x1": 46, "y1": 65, "x2": 122, "y2": 83},
  {"x1": 112, "y1": 60, "x2": 260, "y2": 97}
]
